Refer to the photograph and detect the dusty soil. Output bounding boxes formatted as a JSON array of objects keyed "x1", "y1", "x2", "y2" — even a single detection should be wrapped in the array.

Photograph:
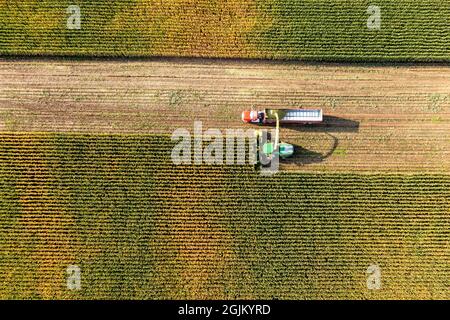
[{"x1": 0, "y1": 58, "x2": 449, "y2": 173}]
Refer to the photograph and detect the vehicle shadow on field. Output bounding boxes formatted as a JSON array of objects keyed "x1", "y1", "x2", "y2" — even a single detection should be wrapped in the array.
[
  {"x1": 282, "y1": 116, "x2": 360, "y2": 134},
  {"x1": 281, "y1": 116, "x2": 359, "y2": 165},
  {"x1": 282, "y1": 134, "x2": 338, "y2": 165}
]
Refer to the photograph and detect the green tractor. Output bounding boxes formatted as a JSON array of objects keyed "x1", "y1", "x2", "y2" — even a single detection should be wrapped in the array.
[
  {"x1": 255, "y1": 111, "x2": 294, "y2": 160},
  {"x1": 261, "y1": 140, "x2": 294, "y2": 159}
]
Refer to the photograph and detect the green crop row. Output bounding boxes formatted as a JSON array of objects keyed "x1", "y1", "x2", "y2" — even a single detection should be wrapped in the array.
[
  {"x1": 0, "y1": 133, "x2": 449, "y2": 299},
  {"x1": 0, "y1": 0, "x2": 449, "y2": 61}
]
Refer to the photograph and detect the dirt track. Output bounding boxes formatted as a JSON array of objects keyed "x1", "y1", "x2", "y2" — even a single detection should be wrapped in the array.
[{"x1": 0, "y1": 58, "x2": 449, "y2": 173}]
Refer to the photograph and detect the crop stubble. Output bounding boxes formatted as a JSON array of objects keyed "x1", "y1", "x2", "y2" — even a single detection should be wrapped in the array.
[{"x1": 1, "y1": 59, "x2": 449, "y2": 173}]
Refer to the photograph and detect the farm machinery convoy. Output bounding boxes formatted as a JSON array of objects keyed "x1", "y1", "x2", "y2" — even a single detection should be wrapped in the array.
[{"x1": 241, "y1": 108, "x2": 323, "y2": 160}]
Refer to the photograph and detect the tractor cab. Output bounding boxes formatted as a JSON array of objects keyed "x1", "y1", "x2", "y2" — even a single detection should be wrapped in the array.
[
  {"x1": 278, "y1": 143, "x2": 294, "y2": 158},
  {"x1": 262, "y1": 141, "x2": 294, "y2": 159}
]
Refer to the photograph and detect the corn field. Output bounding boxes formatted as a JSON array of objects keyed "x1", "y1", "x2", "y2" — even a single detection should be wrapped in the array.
[
  {"x1": 0, "y1": 134, "x2": 448, "y2": 299},
  {"x1": 0, "y1": 0, "x2": 449, "y2": 60},
  {"x1": 0, "y1": 0, "x2": 449, "y2": 301}
]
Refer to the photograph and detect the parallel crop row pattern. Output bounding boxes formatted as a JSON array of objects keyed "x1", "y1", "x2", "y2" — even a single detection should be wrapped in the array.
[
  {"x1": 0, "y1": 1, "x2": 449, "y2": 61},
  {"x1": 0, "y1": 134, "x2": 448, "y2": 299}
]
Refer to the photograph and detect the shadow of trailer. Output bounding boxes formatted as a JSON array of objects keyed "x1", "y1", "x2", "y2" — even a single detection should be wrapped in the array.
[{"x1": 281, "y1": 115, "x2": 360, "y2": 133}]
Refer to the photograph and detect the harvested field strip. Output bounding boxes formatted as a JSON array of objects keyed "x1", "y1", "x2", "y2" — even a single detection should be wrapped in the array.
[
  {"x1": 0, "y1": 1, "x2": 449, "y2": 61},
  {"x1": 0, "y1": 133, "x2": 448, "y2": 299},
  {"x1": 1, "y1": 59, "x2": 449, "y2": 173}
]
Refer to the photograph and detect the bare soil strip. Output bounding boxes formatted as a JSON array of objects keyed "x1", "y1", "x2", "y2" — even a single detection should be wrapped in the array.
[{"x1": 0, "y1": 59, "x2": 449, "y2": 173}]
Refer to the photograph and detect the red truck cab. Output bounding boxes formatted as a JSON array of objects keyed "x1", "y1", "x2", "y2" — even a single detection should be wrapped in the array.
[{"x1": 242, "y1": 110, "x2": 264, "y2": 123}]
